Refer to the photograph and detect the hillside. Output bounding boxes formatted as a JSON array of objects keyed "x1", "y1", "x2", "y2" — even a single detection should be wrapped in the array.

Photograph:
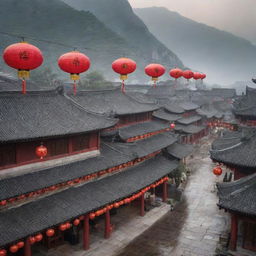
[
  {"x1": 0, "y1": 0, "x2": 183, "y2": 83},
  {"x1": 62, "y1": 0, "x2": 185, "y2": 80},
  {"x1": 135, "y1": 7, "x2": 256, "y2": 85}
]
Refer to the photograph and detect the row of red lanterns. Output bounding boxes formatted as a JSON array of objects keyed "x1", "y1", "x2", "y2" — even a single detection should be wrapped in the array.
[
  {"x1": 2, "y1": 42, "x2": 206, "y2": 95},
  {"x1": 207, "y1": 122, "x2": 234, "y2": 130},
  {"x1": 126, "y1": 124, "x2": 175, "y2": 142},
  {"x1": 0, "y1": 176, "x2": 169, "y2": 255},
  {"x1": 0, "y1": 151, "x2": 161, "y2": 207}
]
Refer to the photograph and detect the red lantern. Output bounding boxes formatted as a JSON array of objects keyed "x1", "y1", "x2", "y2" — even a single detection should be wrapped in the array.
[
  {"x1": 145, "y1": 63, "x2": 165, "y2": 88},
  {"x1": 46, "y1": 229, "x2": 55, "y2": 237},
  {"x1": 213, "y1": 167, "x2": 222, "y2": 176},
  {"x1": 17, "y1": 242, "x2": 24, "y2": 249},
  {"x1": 29, "y1": 237, "x2": 36, "y2": 245},
  {"x1": 65, "y1": 222, "x2": 71, "y2": 229},
  {"x1": 59, "y1": 224, "x2": 67, "y2": 231},
  {"x1": 35, "y1": 143, "x2": 47, "y2": 160},
  {"x1": 0, "y1": 249, "x2": 7, "y2": 256},
  {"x1": 9, "y1": 245, "x2": 19, "y2": 253},
  {"x1": 112, "y1": 58, "x2": 136, "y2": 93},
  {"x1": 73, "y1": 219, "x2": 80, "y2": 226},
  {"x1": 193, "y1": 72, "x2": 202, "y2": 80},
  {"x1": 0, "y1": 200, "x2": 7, "y2": 206},
  {"x1": 182, "y1": 70, "x2": 194, "y2": 81},
  {"x1": 35, "y1": 234, "x2": 43, "y2": 242},
  {"x1": 170, "y1": 123, "x2": 175, "y2": 129},
  {"x1": 3, "y1": 42, "x2": 43, "y2": 94},
  {"x1": 201, "y1": 74, "x2": 206, "y2": 80},
  {"x1": 58, "y1": 51, "x2": 90, "y2": 95},
  {"x1": 114, "y1": 202, "x2": 119, "y2": 208},
  {"x1": 170, "y1": 68, "x2": 183, "y2": 80}
]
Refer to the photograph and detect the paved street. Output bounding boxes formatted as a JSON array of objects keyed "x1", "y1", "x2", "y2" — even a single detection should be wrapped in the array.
[{"x1": 114, "y1": 139, "x2": 229, "y2": 256}]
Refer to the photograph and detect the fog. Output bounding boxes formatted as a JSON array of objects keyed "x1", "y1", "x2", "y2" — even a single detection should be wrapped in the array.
[{"x1": 129, "y1": 0, "x2": 256, "y2": 45}]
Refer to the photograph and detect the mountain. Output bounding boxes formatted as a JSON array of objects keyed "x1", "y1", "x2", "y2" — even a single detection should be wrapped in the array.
[
  {"x1": 61, "y1": 0, "x2": 185, "y2": 79},
  {"x1": 0, "y1": 0, "x2": 137, "y2": 81},
  {"x1": 134, "y1": 7, "x2": 256, "y2": 85}
]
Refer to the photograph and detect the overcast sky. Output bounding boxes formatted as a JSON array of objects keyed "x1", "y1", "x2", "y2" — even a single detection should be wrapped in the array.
[{"x1": 128, "y1": 0, "x2": 256, "y2": 44}]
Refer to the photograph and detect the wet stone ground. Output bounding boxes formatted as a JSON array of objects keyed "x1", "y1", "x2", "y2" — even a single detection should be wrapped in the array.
[{"x1": 114, "y1": 138, "x2": 229, "y2": 256}]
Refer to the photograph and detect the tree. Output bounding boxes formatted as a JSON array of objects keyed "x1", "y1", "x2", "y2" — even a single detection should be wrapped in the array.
[
  {"x1": 30, "y1": 68, "x2": 61, "y2": 88},
  {"x1": 80, "y1": 71, "x2": 114, "y2": 89}
]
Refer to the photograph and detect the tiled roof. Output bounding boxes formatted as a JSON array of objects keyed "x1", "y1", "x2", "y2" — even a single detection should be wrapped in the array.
[
  {"x1": 118, "y1": 120, "x2": 170, "y2": 140},
  {"x1": 167, "y1": 143, "x2": 194, "y2": 159},
  {"x1": 217, "y1": 173, "x2": 256, "y2": 216},
  {"x1": 0, "y1": 156, "x2": 178, "y2": 246},
  {"x1": 0, "y1": 133, "x2": 177, "y2": 201},
  {"x1": 69, "y1": 88, "x2": 159, "y2": 116},
  {"x1": 175, "y1": 124, "x2": 206, "y2": 134},
  {"x1": 0, "y1": 87, "x2": 116, "y2": 143},
  {"x1": 177, "y1": 115, "x2": 202, "y2": 125},
  {"x1": 153, "y1": 109, "x2": 182, "y2": 122},
  {"x1": 210, "y1": 129, "x2": 256, "y2": 168}
]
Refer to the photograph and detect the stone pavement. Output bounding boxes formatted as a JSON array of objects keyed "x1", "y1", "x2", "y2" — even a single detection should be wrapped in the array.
[{"x1": 114, "y1": 139, "x2": 229, "y2": 256}]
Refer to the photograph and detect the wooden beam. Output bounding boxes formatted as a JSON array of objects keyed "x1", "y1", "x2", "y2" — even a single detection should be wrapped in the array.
[
  {"x1": 230, "y1": 214, "x2": 238, "y2": 251},
  {"x1": 83, "y1": 214, "x2": 90, "y2": 250},
  {"x1": 140, "y1": 193, "x2": 145, "y2": 216},
  {"x1": 104, "y1": 209, "x2": 111, "y2": 239},
  {"x1": 24, "y1": 237, "x2": 31, "y2": 256}
]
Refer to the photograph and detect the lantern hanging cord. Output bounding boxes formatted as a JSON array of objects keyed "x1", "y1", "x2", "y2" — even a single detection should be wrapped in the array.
[
  {"x1": 0, "y1": 31, "x2": 91, "y2": 51},
  {"x1": 0, "y1": 30, "x2": 139, "y2": 58}
]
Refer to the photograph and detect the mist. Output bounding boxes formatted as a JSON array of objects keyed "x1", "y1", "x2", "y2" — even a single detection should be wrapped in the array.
[{"x1": 129, "y1": 0, "x2": 256, "y2": 45}]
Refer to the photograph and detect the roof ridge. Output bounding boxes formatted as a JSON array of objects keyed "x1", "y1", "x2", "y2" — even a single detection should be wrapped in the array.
[
  {"x1": 0, "y1": 85, "x2": 62, "y2": 97},
  {"x1": 63, "y1": 93, "x2": 118, "y2": 124}
]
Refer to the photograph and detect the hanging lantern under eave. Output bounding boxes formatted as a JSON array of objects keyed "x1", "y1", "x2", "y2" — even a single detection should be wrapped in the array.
[
  {"x1": 3, "y1": 42, "x2": 43, "y2": 94},
  {"x1": 112, "y1": 58, "x2": 136, "y2": 93},
  {"x1": 36, "y1": 143, "x2": 47, "y2": 160},
  {"x1": 145, "y1": 63, "x2": 165, "y2": 88},
  {"x1": 213, "y1": 166, "x2": 222, "y2": 176},
  {"x1": 58, "y1": 51, "x2": 90, "y2": 95}
]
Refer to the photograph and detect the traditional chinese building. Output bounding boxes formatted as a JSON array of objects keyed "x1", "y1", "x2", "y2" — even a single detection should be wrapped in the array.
[
  {"x1": 0, "y1": 86, "x2": 186, "y2": 256},
  {"x1": 210, "y1": 128, "x2": 256, "y2": 253},
  {"x1": 233, "y1": 86, "x2": 256, "y2": 126},
  {"x1": 217, "y1": 174, "x2": 256, "y2": 252}
]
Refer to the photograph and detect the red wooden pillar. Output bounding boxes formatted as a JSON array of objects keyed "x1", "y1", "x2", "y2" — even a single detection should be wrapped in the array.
[
  {"x1": 230, "y1": 214, "x2": 238, "y2": 251},
  {"x1": 24, "y1": 237, "x2": 31, "y2": 256},
  {"x1": 162, "y1": 181, "x2": 168, "y2": 202},
  {"x1": 140, "y1": 193, "x2": 145, "y2": 216},
  {"x1": 83, "y1": 214, "x2": 90, "y2": 250},
  {"x1": 104, "y1": 209, "x2": 111, "y2": 239}
]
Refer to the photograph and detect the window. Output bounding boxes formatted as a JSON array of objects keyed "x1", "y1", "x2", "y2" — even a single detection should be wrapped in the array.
[
  {"x1": 72, "y1": 135, "x2": 90, "y2": 152},
  {"x1": 0, "y1": 144, "x2": 16, "y2": 167}
]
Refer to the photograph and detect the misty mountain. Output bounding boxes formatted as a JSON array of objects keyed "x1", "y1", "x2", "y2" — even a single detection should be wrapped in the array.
[
  {"x1": 62, "y1": 0, "x2": 185, "y2": 79},
  {"x1": 0, "y1": 0, "x2": 183, "y2": 83},
  {"x1": 135, "y1": 7, "x2": 256, "y2": 85}
]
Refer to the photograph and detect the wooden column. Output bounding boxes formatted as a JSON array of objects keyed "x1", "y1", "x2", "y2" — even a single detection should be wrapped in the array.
[
  {"x1": 162, "y1": 181, "x2": 168, "y2": 202},
  {"x1": 83, "y1": 214, "x2": 90, "y2": 250},
  {"x1": 230, "y1": 214, "x2": 238, "y2": 251},
  {"x1": 24, "y1": 237, "x2": 31, "y2": 256},
  {"x1": 140, "y1": 193, "x2": 145, "y2": 216},
  {"x1": 104, "y1": 209, "x2": 111, "y2": 239}
]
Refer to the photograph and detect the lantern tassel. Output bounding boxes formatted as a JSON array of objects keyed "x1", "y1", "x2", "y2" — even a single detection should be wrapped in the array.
[
  {"x1": 73, "y1": 81, "x2": 77, "y2": 95},
  {"x1": 22, "y1": 79, "x2": 26, "y2": 94},
  {"x1": 121, "y1": 80, "x2": 125, "y2": 93},
  {"x1": 153, "y1": 80, "x2": 156, "y2": 88}
]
